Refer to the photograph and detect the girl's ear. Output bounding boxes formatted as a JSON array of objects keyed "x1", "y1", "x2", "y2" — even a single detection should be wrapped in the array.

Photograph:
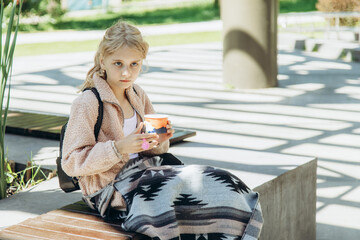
[{"x1": 99, "y1": 54, "x2": 105, "y2": 69}]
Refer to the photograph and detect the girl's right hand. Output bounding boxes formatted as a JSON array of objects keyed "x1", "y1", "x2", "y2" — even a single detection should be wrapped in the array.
[{"x1": 114, "y1": 122, "x2": 159, "y2": 154}]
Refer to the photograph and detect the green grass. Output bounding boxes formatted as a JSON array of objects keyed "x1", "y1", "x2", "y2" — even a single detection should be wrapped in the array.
[
  {"x1": 14, "y1": 39, "x2": 99, "y2": 56},
  {"x1": 18, "y1": 2, "x2": 220, "y2": 32},
  {"x1": 14, "y1": 31, "x2": 222, "y2": 57},
  {"x1": 279, "y1": 0, "x2": 317, "y2": 13}
]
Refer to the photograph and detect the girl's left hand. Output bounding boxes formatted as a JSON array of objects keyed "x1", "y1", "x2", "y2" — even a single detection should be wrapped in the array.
[{"x1": 158, "y1": 120, "x2": 174, "y2": 143}]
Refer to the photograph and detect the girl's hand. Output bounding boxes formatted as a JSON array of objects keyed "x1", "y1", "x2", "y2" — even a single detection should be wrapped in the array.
[
  {"x1": 114, "y1": 122, "x2": 159, "y2": 154},
  {"x1": 158, "y1": 120, "x2": 174, "y2": 143}
]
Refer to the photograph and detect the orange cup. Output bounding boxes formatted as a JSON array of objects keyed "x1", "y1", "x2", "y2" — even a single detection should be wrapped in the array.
[{"x1": 144, "y1": 114, "x2": 168, "y2": 134}]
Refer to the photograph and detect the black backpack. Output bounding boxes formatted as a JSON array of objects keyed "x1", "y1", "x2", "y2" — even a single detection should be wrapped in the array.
[{"x1": 56, "y1": 88, "x2": 103, "y2": 193}]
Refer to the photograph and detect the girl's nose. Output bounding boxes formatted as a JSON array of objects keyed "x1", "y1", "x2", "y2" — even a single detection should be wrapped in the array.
[{"x1": 121, "y1": 66, "x2": 131, "y2": 77}]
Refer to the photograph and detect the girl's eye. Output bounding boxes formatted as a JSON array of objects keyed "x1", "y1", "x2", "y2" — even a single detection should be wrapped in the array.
[
  {"x1": 114, "y1": 62, "x2": 122, "y2": 66},
  {"x1": 131, "y1": 62, "x2": 139, "y2": 67}
]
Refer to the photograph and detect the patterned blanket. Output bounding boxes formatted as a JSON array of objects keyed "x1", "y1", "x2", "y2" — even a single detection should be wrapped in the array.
[{"x1": 106, "y1": 156, "x2": 264, "y2": 240}]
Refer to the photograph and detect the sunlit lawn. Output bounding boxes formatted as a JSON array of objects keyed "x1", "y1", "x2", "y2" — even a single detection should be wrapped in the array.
[
  {"x1": 18, "y1": 2, "x2": 220, "y2": 32},
  {"x1": 280, "y1": 0, "x2": 317, "y2": 13},
  {"x1": 15, "y1": 31, "x2": 222, "y2": 56}
]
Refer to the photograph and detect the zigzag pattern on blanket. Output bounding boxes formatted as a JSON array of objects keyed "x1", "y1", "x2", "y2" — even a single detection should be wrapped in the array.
[{"x1": 114, "y1": 164, "x2": 263, "y2": 240}]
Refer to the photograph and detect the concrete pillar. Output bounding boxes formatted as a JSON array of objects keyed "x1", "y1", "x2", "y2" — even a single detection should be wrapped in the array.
[{"x1": 221, "y1": 0, "x2": 278, "y2": 89}]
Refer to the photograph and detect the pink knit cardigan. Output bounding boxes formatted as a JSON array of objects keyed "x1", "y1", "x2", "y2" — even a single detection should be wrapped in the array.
[{"x1": 62, "y1": 74, "x2": 169, "y2": 208}]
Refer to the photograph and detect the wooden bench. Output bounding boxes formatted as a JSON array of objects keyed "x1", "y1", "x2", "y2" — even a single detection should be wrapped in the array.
[
  {"x1": 0, "y1": 201, "x2": 142, "y2": 240},
  {"x1": 5, "y1": 110, "x2": 196, "y2": 145},
  {"x1": 0, "y1": 157, "x2": 318, "y2": 240}
]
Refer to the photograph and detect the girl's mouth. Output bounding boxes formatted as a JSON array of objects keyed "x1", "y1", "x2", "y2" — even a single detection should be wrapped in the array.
[{"x1": 120, "y1": 80, "x2": 131, "y2": 82}]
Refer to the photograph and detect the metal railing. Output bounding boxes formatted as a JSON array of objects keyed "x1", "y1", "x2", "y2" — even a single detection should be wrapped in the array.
[{"x1": 279, "y1": 11, "x2": 360, "y2": 42}]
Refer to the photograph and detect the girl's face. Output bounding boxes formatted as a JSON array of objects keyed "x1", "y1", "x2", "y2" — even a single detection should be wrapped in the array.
[{"x1": 100, "y1": 46, "x2": 143, "y2": 93}]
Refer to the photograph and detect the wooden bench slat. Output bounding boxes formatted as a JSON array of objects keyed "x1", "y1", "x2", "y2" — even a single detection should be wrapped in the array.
[
  {"x1": 19, "y1": 117, "x2": 66, "y2": 128},
  {"x1": 6, "y1": 110, "x2": 196, "y2": 144},
  {"x1": 170, "y1": 129, "x2": 197, "y2": 144},
  {"x1": 7, "y1": 113, "x2": 64, "y2": 126},
  {"x1": 48, "y1": 210, "x2": 131, "y2": 230},
  {"x1": 39, "y1": 214, "x2": 127, "y2": 235},
  {"x1": 7, "y1": 113, "x2": 60, "y2": 123},
  {"x1": 27, "y1": 121, "x2": 66, "y2": 131},
  {"x1": 19, "y1": 218, "x2": 131, "y2": 240},
  {"x1": 0, "y1": 229, "x2": 51, "y2": 240},
  {"x1": 48, "y1": 209, "x2": 105, "y2": 222},
  {"x1": 1, "y1": 224, "x2": 97, "y2": 240},
  {"x1": 7, "y1": 116, "x2": 66, "y2": 129},
  {"x1": 0, "y1": 201, "x2": 150, "y2": 239}
]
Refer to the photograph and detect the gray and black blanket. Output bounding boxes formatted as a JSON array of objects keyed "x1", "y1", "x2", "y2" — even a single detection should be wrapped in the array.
[{"x1": 89, "y1": 156, "x2": 263, "y2": 240}]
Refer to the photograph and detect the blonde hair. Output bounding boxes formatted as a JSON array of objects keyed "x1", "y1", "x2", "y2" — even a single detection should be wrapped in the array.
[{"x1": 80, "y1": 21, "x2": 149, "y2": 91}]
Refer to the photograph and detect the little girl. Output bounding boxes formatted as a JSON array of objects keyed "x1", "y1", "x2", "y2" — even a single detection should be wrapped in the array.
[{"x1": 62, "y1": 21, "x2": 263, "y2": 240}]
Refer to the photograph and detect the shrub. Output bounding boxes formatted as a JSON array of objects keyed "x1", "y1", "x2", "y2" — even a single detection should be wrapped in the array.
[
  {"x1": 20, "y1": 0, "x2": 65, "y2": 18},
  {"x1": 41, "y1": 0, "x2": 66, "y2": 19},
  {"x1": 316, "y1": 0, "x2": 360, "y2": 12},
  {"x1": 316, "y1": 0, "x2": 360, "y2": 26}
]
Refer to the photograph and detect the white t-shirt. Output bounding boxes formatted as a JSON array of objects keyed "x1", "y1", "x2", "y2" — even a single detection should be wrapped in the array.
[{"x1": 123, "y1": 110, "x2": 139, "y2": 159}]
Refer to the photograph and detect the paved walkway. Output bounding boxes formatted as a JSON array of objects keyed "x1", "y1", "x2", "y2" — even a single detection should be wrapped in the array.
[{"x1": 1, "y1": 21, "x2": 360, "y2": 239}]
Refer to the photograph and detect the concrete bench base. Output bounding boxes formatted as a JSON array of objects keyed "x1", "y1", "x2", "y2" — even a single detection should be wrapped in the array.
[
  {"x1": 291, "y1": 37, "x2": 360, "y2": 62},
  {"x1": 255, "y1": 159, "x2": 317, "y2": 240},
  {"x1": 343, "y1": 48, "x2": 360, "y2": 62},
  {"x1": 0, "y1": 150, "x2": 317, "y2": 239}
]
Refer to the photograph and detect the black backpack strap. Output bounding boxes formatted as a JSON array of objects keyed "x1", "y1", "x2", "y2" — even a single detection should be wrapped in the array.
[
  {"x1": 84, "y1": 88, "x2": 103, "y2": 140},
  {"x1": 57, "y1": 87, "x2": 104, "y2": 193}
]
